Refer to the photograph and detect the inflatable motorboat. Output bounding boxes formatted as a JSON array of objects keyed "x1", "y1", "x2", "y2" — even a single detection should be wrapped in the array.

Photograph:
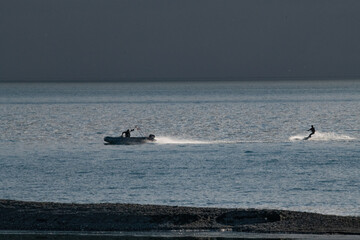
[{"x1": 104, "y1": 134, "x2": 155, "y2": 145}]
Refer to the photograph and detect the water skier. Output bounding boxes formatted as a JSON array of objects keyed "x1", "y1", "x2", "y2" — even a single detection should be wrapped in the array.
[{"x1": 307, "y1": 125, "x2": 315, "y2": 139}]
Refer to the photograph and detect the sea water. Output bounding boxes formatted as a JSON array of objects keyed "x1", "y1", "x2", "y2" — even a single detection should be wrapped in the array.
[{"x1": 0, "y1": 81, "x2": 359, "y2": 216}]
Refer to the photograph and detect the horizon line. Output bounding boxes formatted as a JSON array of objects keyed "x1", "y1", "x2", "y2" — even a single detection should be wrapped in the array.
[{"x1": 1, "y1": 75, "x2": 360, "y2": 83}]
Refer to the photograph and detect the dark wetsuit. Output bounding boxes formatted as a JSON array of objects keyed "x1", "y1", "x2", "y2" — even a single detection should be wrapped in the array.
[
  {"x1": 307, "y1": 125, "x2": 315, "y2": 138},
  {"x1": 122, "y1": 129, "x2": 134, "y2": 138}
]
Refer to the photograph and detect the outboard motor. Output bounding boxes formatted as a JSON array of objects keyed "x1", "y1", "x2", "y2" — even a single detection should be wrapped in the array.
[{"x1": 148, "y1": 134, "x2": 155, "y2": 141}]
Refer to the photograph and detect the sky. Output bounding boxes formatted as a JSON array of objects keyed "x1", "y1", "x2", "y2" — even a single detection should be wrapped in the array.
[{"x1": 1, "y1": 0, "x2": 360, "y2": 82}]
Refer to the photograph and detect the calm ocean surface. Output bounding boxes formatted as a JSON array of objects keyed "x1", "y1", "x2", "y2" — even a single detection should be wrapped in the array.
[{"x1": 0, "y1": 81, "x2": 359, "y2": 216}]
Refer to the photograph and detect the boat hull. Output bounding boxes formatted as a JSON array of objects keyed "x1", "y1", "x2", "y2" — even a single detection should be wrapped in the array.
[{"x1": 104, "y1": 135, "x2": 155, "y2": 145}]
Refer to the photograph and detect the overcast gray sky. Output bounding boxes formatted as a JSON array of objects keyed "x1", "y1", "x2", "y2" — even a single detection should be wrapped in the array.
[{"x1": 1, "y1": 0, "x2": 360, "y2": 82}]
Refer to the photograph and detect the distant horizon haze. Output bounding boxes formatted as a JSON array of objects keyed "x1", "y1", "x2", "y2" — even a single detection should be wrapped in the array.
[
  {"x1": 1, "y1": 76, "x2": 360, "y2": 83},
  {"x1": 1, "y1": 0, "x2": 360, "y2": 82}
]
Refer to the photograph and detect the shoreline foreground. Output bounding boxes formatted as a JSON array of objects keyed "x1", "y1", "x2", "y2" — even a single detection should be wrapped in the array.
[{"x1": 0, "y1": 199, "x2": 359, "y2": 235}]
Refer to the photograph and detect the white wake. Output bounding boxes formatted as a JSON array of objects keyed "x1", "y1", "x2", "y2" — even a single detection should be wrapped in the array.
[
  {"x1": 155, "y1": 136, "x2": 234, "y2": 145},
  {"x1": 289, "y1": 132, "x2": 356, "y2": 141}
]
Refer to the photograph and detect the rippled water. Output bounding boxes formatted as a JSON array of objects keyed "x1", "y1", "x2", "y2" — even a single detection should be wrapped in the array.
[{"x1": 0, "y1": 81, "x2": 359, "y2": 216}]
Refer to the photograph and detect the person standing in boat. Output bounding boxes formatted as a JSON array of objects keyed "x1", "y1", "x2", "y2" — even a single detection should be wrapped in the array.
[
  {"x1": 122, "y1": 128, "x2": 134, "y2": 137},
  {"x1": 307, "y1": 125, "x2": 315, "y2": 139}
]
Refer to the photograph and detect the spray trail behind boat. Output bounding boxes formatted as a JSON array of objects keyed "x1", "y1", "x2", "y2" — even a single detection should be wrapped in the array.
[{"x1": 154, "y1": 136, "x2": 237, "y2": 145}]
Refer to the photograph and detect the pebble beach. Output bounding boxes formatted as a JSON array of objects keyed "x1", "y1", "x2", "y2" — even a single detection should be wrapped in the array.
[{"x1": 1, "y1": 199, "x2": 359, "y2": 235}]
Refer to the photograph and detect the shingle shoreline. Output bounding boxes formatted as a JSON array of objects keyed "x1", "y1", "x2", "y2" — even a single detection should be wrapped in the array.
[{"x1": 1, "y1": 199, "x2": 359, "y2": 234}]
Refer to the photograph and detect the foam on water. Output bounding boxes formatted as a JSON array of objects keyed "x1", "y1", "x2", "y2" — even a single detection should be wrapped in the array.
[
  {"x1": 155, "y1": 136, "x2": 222, "y2": 144},
  {"x1": 289, "y1": 132, "x2": 356, "y2": 141}
]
